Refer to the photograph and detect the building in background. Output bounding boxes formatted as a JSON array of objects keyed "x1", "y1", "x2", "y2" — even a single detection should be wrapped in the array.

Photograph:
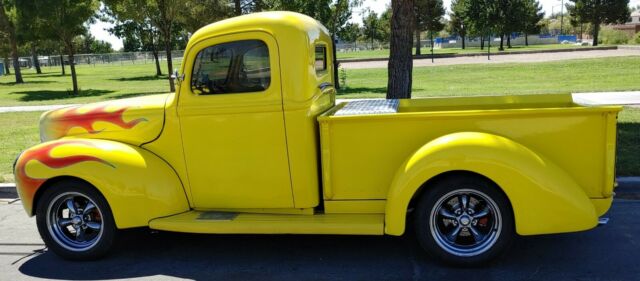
[{"x1": 611, "y1": 11, "x2": 640, "y2": 36}]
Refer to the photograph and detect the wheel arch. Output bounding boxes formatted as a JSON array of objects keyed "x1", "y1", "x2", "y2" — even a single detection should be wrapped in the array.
[
  {"x1": 32, "y1": 176, "x2": 96, "y2": 216},
  {"x1": 16, "y1": 139, "x2": 190, "y2": 229},
  {"x1": 384, "y1": 132, "x2": 598, "y2": 236}
]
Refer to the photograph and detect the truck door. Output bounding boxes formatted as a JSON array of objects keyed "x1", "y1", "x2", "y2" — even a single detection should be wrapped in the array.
[{"x1": 177, "y1": 32, "x2": 293, "y2": 209}]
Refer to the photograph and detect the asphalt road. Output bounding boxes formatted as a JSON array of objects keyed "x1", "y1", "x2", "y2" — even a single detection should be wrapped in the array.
[{"x1": 1, "y1": 197, "x2": 639, "y2": 281}]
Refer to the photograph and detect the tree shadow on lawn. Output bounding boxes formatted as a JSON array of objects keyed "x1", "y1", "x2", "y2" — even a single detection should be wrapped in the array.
[
  {"x1": 109, "y1": 75, "x2": 168, "y2": 82},
  {"x1": 107, "y1": 91, "x2": 170, "y2": 100},
  {"x1": 21, "y1": 72, "x2": 67, "y2": 78},
  {"x1": 337, "y1": 86, "x2": 426, "y2": 97},
  {"x1": 337, "y1": 86, "x2": 387, "y2": 96},
  {"x1": 0, "y1": 80, "x2": 54, "y2": 86},
  {"x1": 10, "y1": 89, "x2": 114, "y2": 102}
]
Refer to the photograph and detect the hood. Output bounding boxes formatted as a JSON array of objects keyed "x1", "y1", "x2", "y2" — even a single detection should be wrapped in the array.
[{"x1": 40, "y1": 94, "x2": 168, "y2": 146}]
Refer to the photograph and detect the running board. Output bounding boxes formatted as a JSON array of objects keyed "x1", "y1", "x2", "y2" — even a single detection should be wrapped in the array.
[{"x1": 149, "y1": 211, "x2": 384, "y2": 235}]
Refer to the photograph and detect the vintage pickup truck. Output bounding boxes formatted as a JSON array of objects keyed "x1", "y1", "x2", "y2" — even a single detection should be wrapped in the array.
[{"x1": 15, "y1": 12, "x2": 620, "y2": 265}]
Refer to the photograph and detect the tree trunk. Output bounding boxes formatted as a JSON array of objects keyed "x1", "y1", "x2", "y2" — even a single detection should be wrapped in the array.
[
  {"x1": 3, "y1": 57, "x2": 10, "y2": 74},
  {"x1": 461, "y1": 34, "x2": 465, "y2": 49},
  {"x1": 592, "y1": 22, "x2": 599, "y2": 46},
  {"x1": 415, "y1": 29, "x2": 421, "y2": 56},
  {"x1": 164, "y1": 38, "x2": 175, "y2": 92},
  {"x1": 507, "y1": 35, "x2": 511, "y2": 48},
  {"x1": 386, "y1": 0, "x2": 414, "y2": 99},
  {"x1": 234, "y1": 0, "x2": 241, "y2": 16},
  {"x1": 525, "y1": 32, "x2": 529, "y2": 46},
  {"x1": 499, "y1": 34, "x2": 504, "y2": 51},
  {"x1": 430, "y1": 31, "x2": 434, "y2": 63},
  {"x1": 152, "y1": 50, "x2": 162, "y2": 76},
  {"x1": 31, "y1": 44, "x2": 42, "y2": 74},
  {"x1": 480, "y1": 37, "x2": 484, "y2": 50},
  {"x1": 10, "y1": 34, "x2": 23, "y2": 83},
  {"x1": 59, "y1": 54, "x2": 66, "y2": 75},
  {"x1": 66, "y1": 43, "x2": 79, "y2": 95}
]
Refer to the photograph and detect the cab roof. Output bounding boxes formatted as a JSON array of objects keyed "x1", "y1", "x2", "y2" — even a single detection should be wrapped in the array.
[{"x1": 187, "y1": 11, "x2": 330, "y2": 50}]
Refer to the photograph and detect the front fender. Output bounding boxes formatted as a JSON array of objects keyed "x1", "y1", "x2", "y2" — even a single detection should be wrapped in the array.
[
  {"x1": 385, "y1": 132, "x2": 598, "y2": 236},
  {"x1": 15, "y1": 139, "x2": 189, "y2": 229}
]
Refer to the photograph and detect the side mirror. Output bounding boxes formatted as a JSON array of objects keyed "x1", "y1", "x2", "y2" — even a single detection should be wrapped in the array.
[{"x1": 170, "y1": 69, "x2": 184, "y2": 82}]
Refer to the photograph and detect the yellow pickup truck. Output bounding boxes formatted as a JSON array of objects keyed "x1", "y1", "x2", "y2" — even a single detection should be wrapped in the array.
[{"x1": 14, "y1": 12, "x2": 620, "y2": 265}]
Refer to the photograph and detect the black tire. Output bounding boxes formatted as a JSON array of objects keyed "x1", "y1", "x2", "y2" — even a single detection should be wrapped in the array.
[
  {"x1": 35, "y1": 179, "x2": 116, "y2": 260},
  {"x1": 414, "y1": 174, "x2": 514, "y2": 266}
]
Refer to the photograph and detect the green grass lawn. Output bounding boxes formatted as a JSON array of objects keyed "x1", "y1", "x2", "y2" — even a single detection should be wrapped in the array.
[
  {"x1": 0, "y1": 62, "x2": 178, "y2": 107},
  {"x1": 2, "y1": 56, "x2": 638, "y2": 106},
  {"x1": 1, "y1": 107, "x2": 637, "y2": 182},
  {"x1": 338, "y1": 56, "x2": 640, "y2": 98},
  {"x1": 336, "y1": 44, "x2": 607, "y2": 60},
  {"x1": 0, "y1": 111, "x2": 41, "y2": 183}
]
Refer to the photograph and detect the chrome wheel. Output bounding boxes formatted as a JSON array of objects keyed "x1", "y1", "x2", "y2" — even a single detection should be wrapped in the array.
[
  {"x1": 429, "y1": 189, "x2": 502, "y2": 257},
  {"x1": 46, "y1": 192, "x2": 104, "y2": 252}
]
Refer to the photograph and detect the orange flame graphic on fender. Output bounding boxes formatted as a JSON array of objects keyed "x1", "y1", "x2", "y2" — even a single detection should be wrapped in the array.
[
  {"x1": 52, "y1": 105, "x2": 146, "y2": 136},
  {"x1": 15, "y1": 140, "x2": 114, "y2": 205}
]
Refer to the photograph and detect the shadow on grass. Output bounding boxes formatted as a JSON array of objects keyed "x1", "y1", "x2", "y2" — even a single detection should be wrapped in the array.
[
  {"x1": 337, "y1": 86, "x2": 427, "y2": 97},
  {"x1": 10, "y1": 89, "x2": 114, "y2": 102},
  {"x1": 107, "y1": 91, "x2": 168, "y2": 100},
  {"x1": 616, "y1": 122, "x2": 640, "y2": 176},
  {"x1": 0, "y1": 80, "x2": 54, "y2": 86},
  {"x1": 110, "y1": 75, "x2": 168, "y2": 82},
  {"x1": 337, "y1": 86, "x2": 387, "y2": 96},
  {"x1": 21, "y1": 72, "x2": 67, "y2": 78}
]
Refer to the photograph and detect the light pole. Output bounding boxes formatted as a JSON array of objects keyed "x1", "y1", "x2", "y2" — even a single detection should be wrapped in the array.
[{"x1": 559, "y1": 0, "x2": 564, "y2": 35}]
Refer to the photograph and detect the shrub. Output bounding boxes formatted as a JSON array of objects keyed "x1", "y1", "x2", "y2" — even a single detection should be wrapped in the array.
[
  {"x1": 598, "y1": 27, "x2": 631, "y2": 45},
  {"x1": 631, "y1": 32, "x2": 640, "y2": 45}
]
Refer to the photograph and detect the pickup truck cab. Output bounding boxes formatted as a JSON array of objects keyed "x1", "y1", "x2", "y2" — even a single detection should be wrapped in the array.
[{"x1": 15, "y1": 12, "x2": 621, "y2": 265}]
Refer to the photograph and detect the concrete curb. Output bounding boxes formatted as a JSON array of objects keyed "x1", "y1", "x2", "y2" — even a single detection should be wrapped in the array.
[
  {"x1": 617, "y1": 45, "x2": 640, "y2": 50},
  {"x1": 337, "y1": 46, "x2": 618, "y2": 63}
]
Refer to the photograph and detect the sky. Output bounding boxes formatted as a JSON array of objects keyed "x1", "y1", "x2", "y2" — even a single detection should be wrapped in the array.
[{"x1": 92, "y1": 0, "x2": 640, "y2": 51}]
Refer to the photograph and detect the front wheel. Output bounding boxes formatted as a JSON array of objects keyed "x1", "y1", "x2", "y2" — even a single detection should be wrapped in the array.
[
  {"x1": 415, "y1": 174, "x2": 514, "y2": 266},
  {"x1": 36, "y1": 179, "x2": 116, "y2": 260}
]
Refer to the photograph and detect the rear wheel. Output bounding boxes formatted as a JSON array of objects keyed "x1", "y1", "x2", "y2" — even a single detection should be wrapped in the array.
[
  {"x1": 36, "y1": 179, "x2": 116, "y2": 260},
  {"x1": 415, "y1": 174, "x2": 514, "y2": 266}
]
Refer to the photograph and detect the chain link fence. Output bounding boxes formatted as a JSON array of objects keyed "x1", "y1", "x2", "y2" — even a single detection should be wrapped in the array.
[{"x1": 10, "y1": 50, "x2": 185, "y2": 69}]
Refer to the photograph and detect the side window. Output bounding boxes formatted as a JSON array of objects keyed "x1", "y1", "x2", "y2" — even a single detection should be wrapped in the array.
[
  {"x1": 191, "y1": 40, "x2": 271, "y2": 95},
  {"x1": 315, "y1": 46, "x2": 327, "y2": 73}
]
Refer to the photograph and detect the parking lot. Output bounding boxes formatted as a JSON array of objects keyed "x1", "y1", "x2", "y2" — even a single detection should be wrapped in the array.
[{"x1": 1, "y1": 189, "x2": 639, "y2": 281}]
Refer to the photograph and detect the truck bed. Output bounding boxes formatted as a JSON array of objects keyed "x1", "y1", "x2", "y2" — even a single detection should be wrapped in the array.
[{"x1": 318, "y1": 94, "x2": 620, "y2": 202}]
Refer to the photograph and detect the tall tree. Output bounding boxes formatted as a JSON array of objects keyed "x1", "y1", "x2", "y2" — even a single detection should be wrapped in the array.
[
  {"x1": 15, "y1": 0, "x2": 50, "y2": 74},
  {"x1": 0, "y1": 0, "x2": 23, "y2": 83},
  {"x1": 492, "y1": 0, "x2": 526, "y2": 50},
  {"x1": 462, "y1": 0, "x2": 495, "y2": 50},
  {"x1": 0, "y1": 32, "x2": 10, "y2": 74},
  {"x1": 39, "y1": 0, "x2": 98, "y2": 95},
  {"x1": 104, "y1": 0, "x2": 181, "y2": 91},
  {"x1": 387, "y1": 0, "x2": 414, "y2": 99},
  {"x1": 338, "y1": 22, "x2": 360, "y2": 42},
  {"x1": 179, "y1": 0, "x2": 230, "y2": 33},
  {"x1": 448, "y1": 0, "x2": 468, "y2": 49},
  {"x1": 152, "y1": 0, "x2": 179, "y2": 92},
  {"x1": 567, "y1": 0, "x2": 630, "y2": 46},
  {"x1": 415, "y1": 0, "x2": 444, "y2": 55},
  {"x1": 361, "y1": 9, "x2": 381, "y2": 47},
  {"x1": 110, "y1": 19, "x2": 163, "y2": 75},
  {"x1": 522, "y1": 0, "x2": 544, "y2": 46}
]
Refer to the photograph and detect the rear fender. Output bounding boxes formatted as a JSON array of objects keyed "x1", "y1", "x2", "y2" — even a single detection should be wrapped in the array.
[
  {"x1": 15, "y1": 139, "x2": 189, "y2": 229},
  {"x1": 385, "y1": 132, "x2": 598, "y2": 236}
]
